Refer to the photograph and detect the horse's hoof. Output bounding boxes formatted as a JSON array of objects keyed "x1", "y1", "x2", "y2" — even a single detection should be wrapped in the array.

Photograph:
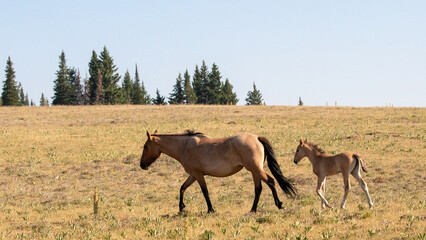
[
  {"x1": 277, "y1": 202, "x2": 283, "y2": 209},
  {"x1": 207, "y1": 209, "x2": 215, "y2": 213}
]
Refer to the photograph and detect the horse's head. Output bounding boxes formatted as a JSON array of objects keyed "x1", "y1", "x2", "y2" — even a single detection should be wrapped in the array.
[
  {"x1": 294, "y1": 139, "x2": 308, "y2": 164},
  {"x1": 140, "y1": 131, "x2": 161, "y2": 170}
]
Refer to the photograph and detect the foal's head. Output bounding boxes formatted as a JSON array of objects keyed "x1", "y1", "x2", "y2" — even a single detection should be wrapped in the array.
[
  {"x1": 294, "y1": 139, "x2": 325, "y2": 164},
  {"x1": 140, "y1": 131, "x2": 161, "y2": 170},
  {"x1": 293, "y1": 139, "x2": 308, "y2": 164}
]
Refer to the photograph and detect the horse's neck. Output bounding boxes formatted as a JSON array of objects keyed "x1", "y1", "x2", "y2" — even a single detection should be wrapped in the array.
[{"x1": 157, "y1": 136, "x2": 187, "y2": 162}]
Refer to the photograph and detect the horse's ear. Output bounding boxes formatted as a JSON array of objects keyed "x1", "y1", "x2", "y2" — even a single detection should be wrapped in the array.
[
  {"x1": 146, "y1": 131, "x2": 152, "y2": 141},
  {"x1": 151, "y1": 135, "x2": 160, "y2": 144},
  {"x1": 299, "y1": 139, "x2": 304, "y2": 145},
  {"x1": 154, "y1": 130, "x2": 158, "y2": 134}
]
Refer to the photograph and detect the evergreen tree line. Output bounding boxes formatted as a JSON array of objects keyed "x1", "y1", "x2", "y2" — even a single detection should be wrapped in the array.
[
  {"x1": 51, "y1": 48, "x2": 243, "y2": 106},
  {"x1": 167, "y1": 60, "x2": 238, "y2": 105},
  {"x1": 2, "y1": 47, "x2": 266, "y2": 106},
  {"x1": 51, "y1": 47, "x2": 151, "y2": 106}
]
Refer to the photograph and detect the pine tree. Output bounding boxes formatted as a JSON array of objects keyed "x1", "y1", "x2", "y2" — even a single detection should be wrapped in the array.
[
  {"x1": 67, "y1": 67, "x2": 77, "y2": 105},
  {"x1": 183, "y1": 69, "x2": 197, "y2": 104},
  {"x1": 88, "y1": 50, "x2": 101, "y2": 104},
  {"x1": 220, "y1": 78, "x2": 238, "y2": 105},
  {"x1": 132, "y1": 66, "x2": 142, "y2": 104},
  {"x1": 99, "y1": 46, "x2": 121, "y2": 104},
  {"x1": 132, "y1": 65, "x2": 150, "y2": 105},
  {"x1": 245, "y1": 82, "x2": 264, "y2": 105},
  {"x1": 122, "y1": 70, "x2": 133, "y2": 104},
  {"x1": 83, "y1": 73, "x2": 90, "y2": 105},
  {"x1": 1, "y1": 57, "x2": 20, "y2": 106},
  {"x1": 18, "y1": 83, "x2": 25, "y2": 106},
  {"x1": 30, "y1": 99, "x2": 34, "y2": 106},
  {"x1": 75, "y1": 69, "x2": 84, "y2": 105},
  {"x1": 140, "y1": 80, "x2": 150, "y2": 104},
  {"x1": 168, "y1": 73, "x2": 184, "y2": 104},
  {"x1": 24, "y1": 93, "x2": 29, "y2": 106},
  {"x1": 40, "y1": 93, "x2": 49, "y2": 106},
  {"x1": 52, "y1": 51, "x2": 71, "y2": 105},
  {"x1": 192, "y1": 65, "x2": 203, "y2": 104},
  {"x1": 199, "y1": 61, "x2": 209, "y2": 104},
  {"x1": 152, "y1": 89, "x2": 166, "y2": 105},
  {"x1": 94, "y1": 69, "x2": 104, "y2": 105},
  {"x1": 207, "y1": 63, "x2": 222, "y2": 104},
  {"x1": 298, "y1": 97, "x2": 303, "y2": 106},
  {"x1": 40, "y1": 93, "x2": 44, "y2": 106}
]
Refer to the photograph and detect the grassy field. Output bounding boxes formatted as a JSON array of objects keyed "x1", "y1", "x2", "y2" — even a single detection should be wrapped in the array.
[{"x1": 0, "y1": 105, "x2": 424, "y2": 240}]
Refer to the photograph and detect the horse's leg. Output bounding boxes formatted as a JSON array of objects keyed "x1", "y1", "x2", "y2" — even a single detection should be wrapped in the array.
[
  {"x1": 321, "y1": 177, "x2": 326, "y2": 209},
  {"x1": 259, "y1": 171, "x2": 282, "y2": 209},
  {"x1": 193, "y1": 173, "x2": 215, "y2": 213},
  {"x1": 250, "y1": 173, "x2": 262, "y2": 213},
  {"x1": 316, "y1": 175, "x2": 332, "y2": 209},
  {"x1": 179, "y1": 175, "x2": 196, "y2": 212},
  {"x1": 352, "y1": 171, "x2": 373, "y2": 209},
  {"x1": 341, "y1": 173, "x2": 351, "y2": 209}
]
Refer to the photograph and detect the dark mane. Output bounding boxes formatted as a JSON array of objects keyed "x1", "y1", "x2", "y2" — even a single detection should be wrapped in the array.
[
  {"x1": 184, "y1": 129, "x2": 204, "y2": 136},
  {"x1": 306, "y1": 141, "x2": 326, "y2": 155},
  {"x1": 152, "y1": 129, "x2": 204, "y2": 137}
]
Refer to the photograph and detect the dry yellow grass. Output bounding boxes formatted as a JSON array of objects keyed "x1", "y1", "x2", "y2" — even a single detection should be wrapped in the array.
[{"x1": 0, "y1": 105, "x2": 424, "y2": 239}]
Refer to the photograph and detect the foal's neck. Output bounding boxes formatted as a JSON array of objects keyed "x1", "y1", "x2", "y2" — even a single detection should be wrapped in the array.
[{"x1": 306, "y1": 148, "x2": 322, "y2": 165}]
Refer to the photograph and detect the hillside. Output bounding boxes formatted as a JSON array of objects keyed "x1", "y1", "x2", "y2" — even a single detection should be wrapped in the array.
[{"x1": 0, "y1": 105, "x2": 424, "y2": 239}]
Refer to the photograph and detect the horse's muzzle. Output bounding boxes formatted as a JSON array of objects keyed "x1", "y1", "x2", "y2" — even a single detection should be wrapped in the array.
[
  {"x1": 140, "y1": 162, "x2": 148, "y2": 170},
  {"x1": 293, "y1": 159, "x2": 298, "y2": 164}
]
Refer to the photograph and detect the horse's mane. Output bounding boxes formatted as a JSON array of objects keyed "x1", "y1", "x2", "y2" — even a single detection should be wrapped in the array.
[
  {"x1": 184, "y1": 129, "x2": 204, "y2": 136},
  {"x1": 152, "y1": 129, "x2": 204, "y2": 137},
  {"x1": 306, "y1": 141, "x2": 326, "y2": 155}
]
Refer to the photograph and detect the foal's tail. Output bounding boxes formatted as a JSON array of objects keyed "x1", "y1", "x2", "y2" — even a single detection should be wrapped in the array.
[
  {"x1": 258, "y1": 137, "x2": 297, "y2": 198},
  {"x1": 353, "y1": 154, "x2": 368, "y2": 173}
]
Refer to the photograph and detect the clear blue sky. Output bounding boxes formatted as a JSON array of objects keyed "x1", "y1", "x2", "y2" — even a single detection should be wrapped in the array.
[{"x1": 1, "y1": 1, "x2": 425, "y2": 106}]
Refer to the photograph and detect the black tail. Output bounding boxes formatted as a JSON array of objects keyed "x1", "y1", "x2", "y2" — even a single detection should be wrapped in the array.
[
  {"x1": 258, "y1": 137, "x2": 297, "y2": 197},
  {"x1": 353, "y1": 154, "x2": 368, "y2": 173}
]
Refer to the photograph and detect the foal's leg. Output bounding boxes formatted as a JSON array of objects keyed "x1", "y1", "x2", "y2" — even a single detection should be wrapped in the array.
[
  {"x1": 321, "y1": 178, "x2": 326, "y2": 209},
  {"x1": 250, "y1": 173, "x2": 262, "y2": 213},
  {"x1": 179, "y1": 175, "x2": 196, "y2": 212},
  {"x1": 316, "y1": 175, "x2": 332, "y2": 208},
  {"x1": 259, "y1": 171, "x2": 282, "y2": 209},
  {"x1": 352, "y1": 171, "x2": 373, "y2": 209},
  {"x1": 193, "y1": 173, "x2": 215, "y2": 213},
  {"x1": 341, "y1": 173, "x2": 351, "y2": 209}
]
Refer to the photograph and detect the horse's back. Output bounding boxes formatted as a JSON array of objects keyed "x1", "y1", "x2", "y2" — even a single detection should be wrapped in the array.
[{"x1": 182, "y1": 133, "x2": 264, "y2": 176}]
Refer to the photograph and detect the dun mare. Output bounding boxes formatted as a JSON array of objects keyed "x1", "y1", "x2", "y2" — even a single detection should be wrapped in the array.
[
  {"x1": 140, "y1": 130, "x2": 297, "y2": 213},
  {"x1": 293, "y1": 139, "x2": 373, "y2": 209}
]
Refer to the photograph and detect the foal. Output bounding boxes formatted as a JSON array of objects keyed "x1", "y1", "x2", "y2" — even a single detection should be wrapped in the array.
[{"x1": 293, "y1": 139, "x2": 373, "y2": 209}]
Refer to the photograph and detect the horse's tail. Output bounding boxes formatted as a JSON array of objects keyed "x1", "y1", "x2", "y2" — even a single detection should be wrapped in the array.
[
  {"x1": 353, "y1": 154, "x2": 368, "y2": 173},
  {"x1": 258, "y1": 137, "x2": 297, "y2": 198}
]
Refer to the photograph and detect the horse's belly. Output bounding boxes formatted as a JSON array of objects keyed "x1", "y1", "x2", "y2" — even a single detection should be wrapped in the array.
[{"x1": 204, "y1": 164, "x2": 243, "y2": 177}]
